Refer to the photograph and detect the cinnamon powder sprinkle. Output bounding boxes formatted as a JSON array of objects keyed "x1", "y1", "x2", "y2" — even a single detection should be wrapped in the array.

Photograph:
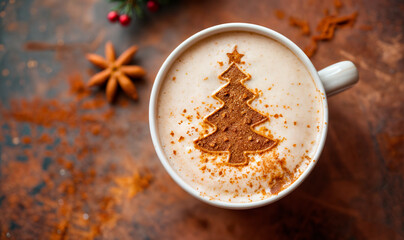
[
  {"x1": 21, "y1": 136, "x2": 32, "y2": 144},
  {"x1": 289, "y1": 17, "x2": 311, "y2": 36},
  {"x1": 195, "y1": 48, "x2": 277, "y2": 165},
  {"x1": 274, "y1": 10, "x2": 285, "y2": 20},
  {"x1": 304, "y1": 11, "x2": 358, "y2": 57},
  {"x1": 359, "y1": 24, "x2": 373, "y2": 31},
  {"x1": 0, "y1": 74, "x2": 153, "y2": 238},
  {"x1": 334, "y1": 0, "x2": 343, "y2": 11},
  {"x1": 278, "y1": 1, "x2": 358, "y2": 57}
]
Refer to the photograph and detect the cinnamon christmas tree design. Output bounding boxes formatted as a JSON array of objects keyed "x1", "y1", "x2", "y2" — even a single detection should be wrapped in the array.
[{"x1": 195, "y1": 46, "x2": 277, "y2": 165}]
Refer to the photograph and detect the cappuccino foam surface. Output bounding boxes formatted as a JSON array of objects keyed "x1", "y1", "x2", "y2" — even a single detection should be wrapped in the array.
[{"x1": 156, "y1": 31, "x2": 325, "y2": 203}]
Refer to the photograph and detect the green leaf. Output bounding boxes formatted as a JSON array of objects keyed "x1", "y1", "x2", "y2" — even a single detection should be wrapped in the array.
[
  {"x1": 122, "y1": 3, "x2": 134, "y2": 17},
  {"x1": 135, "y1": 5, "x2": 143, "y2": 19}
]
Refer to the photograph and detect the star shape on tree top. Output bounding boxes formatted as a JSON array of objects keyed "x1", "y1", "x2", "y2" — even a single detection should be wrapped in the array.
[{"x1": 226, "y1": 46, "x2": 245, "y2": 64}]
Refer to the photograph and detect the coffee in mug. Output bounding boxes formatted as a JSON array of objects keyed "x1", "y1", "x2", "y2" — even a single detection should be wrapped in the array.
[{"x1": 156, "y1": 31, "x2": 324, "y2": 203}]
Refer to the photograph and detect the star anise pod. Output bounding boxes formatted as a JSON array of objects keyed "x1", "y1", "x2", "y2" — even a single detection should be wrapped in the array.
[{"x1": 86, "y1": 41, "x2": 146, "y2": 102}]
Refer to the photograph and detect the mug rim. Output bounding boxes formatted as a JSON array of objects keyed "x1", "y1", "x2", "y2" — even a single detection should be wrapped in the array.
[{"x1": 149, "y1": 23, "x2": 329, "y2": 209}]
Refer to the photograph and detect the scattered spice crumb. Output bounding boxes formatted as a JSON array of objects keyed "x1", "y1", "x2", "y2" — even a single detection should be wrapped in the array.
[
  {"x1": 277, "y1": 2, "x2": 358, "y2": 57},
  {"x1": 0, "y1": 75, "x2": 153, "y2": 239},
  {"x1": 289, "y1": 17, "x2": 311, "y2": 35},
  {"x1": 21, "y1": 136, "x2": 31, "y2": 144},
  {"x1": 274, "y1": 9, "x2": 285, "y2": 19},
  {"x1": 359, "y1": 24, "x2": 373, "y2": 31}
]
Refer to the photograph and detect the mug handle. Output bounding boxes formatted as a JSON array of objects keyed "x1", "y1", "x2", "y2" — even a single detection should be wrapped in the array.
[{"x1": 318, "y1": 61, "x2": 359, "y2": 96}]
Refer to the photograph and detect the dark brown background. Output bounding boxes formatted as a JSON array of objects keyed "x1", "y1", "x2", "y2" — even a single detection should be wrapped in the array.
[{"x1": 0, "y1": 0, "x2": 403, "y2": 239}]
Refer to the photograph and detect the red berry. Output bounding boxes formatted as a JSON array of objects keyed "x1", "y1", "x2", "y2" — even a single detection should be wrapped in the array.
[
  {"x1": 147, "y1": 1, "x2": 159, "y2": 12},
  {"x1": 107, "y1": 11, "x2": 119, "y2": 23},
  {"x1": 119, "y1": 14, "x2": 131, "y2": 26}
]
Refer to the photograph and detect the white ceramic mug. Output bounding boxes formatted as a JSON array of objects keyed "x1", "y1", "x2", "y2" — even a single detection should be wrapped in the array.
[{"x1": 149, "y1": 23, "x2": 359, "y2": 209}]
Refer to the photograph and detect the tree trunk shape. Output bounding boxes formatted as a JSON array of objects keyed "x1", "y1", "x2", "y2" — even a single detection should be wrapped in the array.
[{"x1": 195, "y1": 60, "x2": 277, "y2": 166}]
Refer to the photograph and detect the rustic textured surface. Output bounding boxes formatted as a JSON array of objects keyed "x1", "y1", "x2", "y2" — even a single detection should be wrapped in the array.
[{"x1": 0, "y1": 0, "x2": 403, "y2": 239}]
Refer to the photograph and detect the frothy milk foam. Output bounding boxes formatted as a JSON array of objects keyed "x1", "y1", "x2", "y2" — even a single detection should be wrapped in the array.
[{"x1": 157, "y1": 31, "x2": 324, "y2": 203}]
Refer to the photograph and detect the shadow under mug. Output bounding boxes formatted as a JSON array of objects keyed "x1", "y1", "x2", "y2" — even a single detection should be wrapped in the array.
[{"x1": 149, "y1": 23, "x2": 359, "y2": 209}]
